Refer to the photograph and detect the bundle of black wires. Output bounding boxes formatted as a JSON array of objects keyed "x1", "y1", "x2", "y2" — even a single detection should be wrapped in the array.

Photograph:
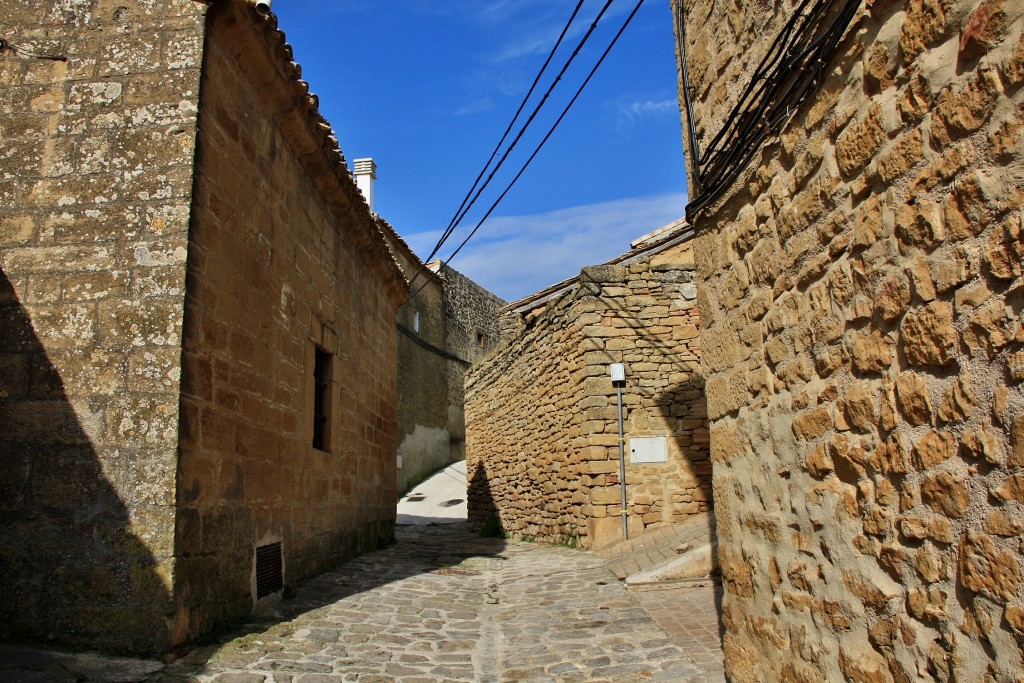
[{"x1": 677, "y1": 0, "x2": 861, "y2": 221}]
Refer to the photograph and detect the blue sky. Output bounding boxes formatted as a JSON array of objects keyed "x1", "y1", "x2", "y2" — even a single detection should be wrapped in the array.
[{"x1": 273, "y1": 0, "x2": 687, "y2": 301}]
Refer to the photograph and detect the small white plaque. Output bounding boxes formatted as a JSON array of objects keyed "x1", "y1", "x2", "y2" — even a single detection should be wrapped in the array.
[{"x1": 630, "y1": 436, "x2": 669, "y2": 464}]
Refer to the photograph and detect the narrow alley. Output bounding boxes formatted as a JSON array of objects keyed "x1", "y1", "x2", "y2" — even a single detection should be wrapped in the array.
[
  {"x1": 3, "y1": 519, "x2": 725, "y2": 683},
  {"x1": 159, "y1": 522, "x2": 722, "y2": 683}
]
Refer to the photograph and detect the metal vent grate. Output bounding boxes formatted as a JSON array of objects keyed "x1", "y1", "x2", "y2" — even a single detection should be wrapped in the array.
[{"x1": 255, "y1": 542, "x2": 283, "y2": 599}]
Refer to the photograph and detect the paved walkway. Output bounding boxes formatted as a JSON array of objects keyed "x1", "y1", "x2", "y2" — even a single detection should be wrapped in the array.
[
  {"x1": 2, "y1": 524, "x2": 725, "y2": 682},
  {"x1": 597, "y1": 512, "x2": 716, "y2": 584},
  {"x1": 146, "y1": 524, "x2": 714, "y2": 682},
  {"x1": 396, "y1": 460, "x2": 468, "y2": 526},
  {"x1": 2, "y1": 465, "x2": 727, "y2": 682},
  {"x1": 634, "y1": 584, "x2": 726, "y2": 683}
]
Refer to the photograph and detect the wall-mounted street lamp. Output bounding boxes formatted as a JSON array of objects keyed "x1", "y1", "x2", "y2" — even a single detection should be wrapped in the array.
[{"x1": 610, "y1": 363, "x2": 628, "y2": 540}]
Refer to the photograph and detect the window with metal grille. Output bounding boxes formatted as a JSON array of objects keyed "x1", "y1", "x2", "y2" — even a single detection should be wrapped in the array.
[
  {"x1": 312, "y1": 346, "x2": 331, "y2": 451},
  {"x1": 255, "y1": 541, "x2": 283, "y2": 599}
]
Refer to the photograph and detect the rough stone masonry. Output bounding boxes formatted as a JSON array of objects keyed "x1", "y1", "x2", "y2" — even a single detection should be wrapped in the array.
[
  {"x1": 1, "y1": 0, "x2": 406, "y2": 654},
  {"x1": 466, "y1": 234, "x2": 710, "y2": 550},
  {"x1": 675, "y1": 0, "x2": 1024, "y2": 679}
]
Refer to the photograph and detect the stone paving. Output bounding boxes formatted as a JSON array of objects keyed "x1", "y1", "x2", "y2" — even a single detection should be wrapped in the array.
[
  {"x1": 149, "y1": 524, "x2": 714, "y2": 682},
  {"x1": 2, "y1": 523, "x2": 724, "y2": 682},
  {"x1": 634, "y1": 585, "x2": 725, "y2": 683}
]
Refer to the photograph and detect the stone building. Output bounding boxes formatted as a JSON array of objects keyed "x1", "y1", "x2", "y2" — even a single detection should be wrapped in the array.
[
  {"x1": 1, "y1": 0, "x2": 407, "y2": 654},
  {"x1": 375, "y1": 214, "x2": 505, "y2": 494},
  {"x1": 674, "y1": 0, "x2": 1024, "y2": 679},
  {"x1": 465, "y1": 221, "x2": 710, "y2": 549}
]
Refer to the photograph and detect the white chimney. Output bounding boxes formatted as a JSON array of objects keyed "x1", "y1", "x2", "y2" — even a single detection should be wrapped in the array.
[{"x1": 353, "y1": 158, "x2": 377, "y2": 213}]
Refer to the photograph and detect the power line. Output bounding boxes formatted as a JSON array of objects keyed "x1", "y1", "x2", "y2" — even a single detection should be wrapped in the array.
[
  {"x1": 678, "y1": 0, "x2": 860, "y2": 219},
  {"x1": 438, "y1": 0, "x2": 611, "y2": 250},
  {"x1": 411, "y1": 0, "x2": 618, "y2": 294},
  {"x1": 429, "y1": 0, "x2": 587, "y2": 261},
  {"x1": 397, "y1": 322, "x2": 471, "y2": 366},
  {"x1": 411, "y1": 0, "x2": 647, "y2": 300}
]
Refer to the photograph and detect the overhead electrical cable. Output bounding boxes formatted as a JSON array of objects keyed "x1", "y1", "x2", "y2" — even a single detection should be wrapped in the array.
[
  {"x1": 677, "y1": 0, "x2": 861, "y2": 220},
  {"x1": 438, "y1": 0, "x2": 609, "y2": 250},
  {"x1": 410, "y1": 0, "x2": 647, "y2": 299},
  {"x1": 0, "y1": 37, "x2": 66, "y2": 60},
  {"x1": 411, "y1": 0, "x2": 619, "y2": 295},
  {"x1": 406, "y1": 0, "x2": 587, "y2": 294},
  {"x1": 432, "y1": 0, "x2": 587, "y2": 256}
]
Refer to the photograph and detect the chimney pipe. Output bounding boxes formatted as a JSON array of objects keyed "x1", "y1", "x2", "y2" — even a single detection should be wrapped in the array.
[{"x1": 353, "y1": 158, "x2": 377, "y2": 213}]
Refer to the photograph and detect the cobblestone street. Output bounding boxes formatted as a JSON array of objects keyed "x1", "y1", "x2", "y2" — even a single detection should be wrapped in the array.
[
  {"x1": 2, "y1": 522, "x2": 724, "y2": 682},
  {"x1": 145, "y1": 523, "x2": 719, "y2": 683}
]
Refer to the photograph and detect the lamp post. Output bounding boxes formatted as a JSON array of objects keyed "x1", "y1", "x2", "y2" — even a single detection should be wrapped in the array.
[{"x1": 610, "y1": 363, "x2": 627, "y2": 540}]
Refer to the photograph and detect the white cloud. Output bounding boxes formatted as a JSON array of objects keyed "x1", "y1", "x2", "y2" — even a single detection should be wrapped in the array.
[
  {"x1": 456, "y1": 97, "x2": 494, "y2": 116},
  {"x1": 487, "y1": 2, "x2": 636, "y2": 64},
  {"x1": 621, "y1": 98, "x2": 677, "y2": 118},
  {"x1": 446, "y1": 2, "x2": 658, "y2": 117},
  {"x1": 403, "y1": 192, "x2": 687, "y2": 302},
  {"x1": 493, "y1": 29, "x2": 565, "y2": 64},
  {"x1": 604, "y1": 96, "x2": 679, "y2": 129}
]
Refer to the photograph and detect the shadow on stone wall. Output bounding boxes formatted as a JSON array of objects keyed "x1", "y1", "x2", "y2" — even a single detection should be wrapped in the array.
[
  {"x1": 580, "y1": 266, "x2": 712, "y2": 498},
  {"x1": 653, "y1": 373, "x2": 712, "y2": 504},
  {"x1": 654, "y1": 378, "x2": 724, "y2": 646},
  {"x1": 467, "y1": 461, "x2": 504, "y2": 537},
  {"x1": 0, "y1": 268, "x2": 172, "y2": 654}
]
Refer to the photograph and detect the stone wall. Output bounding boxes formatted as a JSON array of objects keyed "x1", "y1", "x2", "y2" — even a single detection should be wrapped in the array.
[
  {"x1": 676, "y1": 0, "x2": 1024, "y2": 679},
  {"x1": 380, "y1": 221, "x2": 506, "y2": 495},
  {"x1": 466, "y1": 240, "x2": 708, "y2": 549},
  {"x1": 173, "y1": 1, "x2": 404, "y2": 644},
  {"x1": 0, "y1": 0, "x2": 406, "y2": 653},
  {"x1": 0, "y1": 0, "x2": 206, "y2": 653},
  {"x1": 395, "y1": 269, "x2": 451, "y2": 494},
  {"x1": 438, "y1": 262, "x2": 506, "y2": 461}
]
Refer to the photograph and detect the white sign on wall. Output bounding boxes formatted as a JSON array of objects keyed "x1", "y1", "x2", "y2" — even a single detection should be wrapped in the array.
[{"x1": 629, "y1": 435, "x2": 669, "y2": 464}]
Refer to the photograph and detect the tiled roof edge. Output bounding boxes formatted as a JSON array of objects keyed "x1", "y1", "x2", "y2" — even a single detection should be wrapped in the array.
[{"x1": 207, "y1": 0, "x2": 409, "y2": 305}]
